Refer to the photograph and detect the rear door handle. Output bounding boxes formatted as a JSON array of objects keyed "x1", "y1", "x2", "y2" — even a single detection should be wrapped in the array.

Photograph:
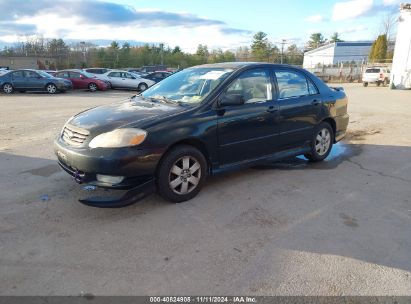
[{"x1": 312, "y1": 99, "x2": 321, "y2": 106}]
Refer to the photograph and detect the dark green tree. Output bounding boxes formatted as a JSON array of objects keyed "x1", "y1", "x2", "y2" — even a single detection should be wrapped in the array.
[
  {"x1": 369, "y1": 34, "x2": 388, "y2": 63},
  {"x1": 330, "y1": 32, "x2": 344, "y2": 43},
  {"x1": 307, "y1": 33, "x2": 327, "y2": 50},
  {"x1": 251, "y1": 31, "x2": 273, "y2": 61}
]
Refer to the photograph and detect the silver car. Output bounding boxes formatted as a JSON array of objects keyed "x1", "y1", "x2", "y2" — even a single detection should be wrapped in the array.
[{"x1": 97, "y1": 70, "x2": 155, "y2": 91}]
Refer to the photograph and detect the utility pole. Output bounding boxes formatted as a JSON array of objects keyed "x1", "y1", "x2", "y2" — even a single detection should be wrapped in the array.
[
  {"x1": 159, "y1": 43, "x2": 164, "y2": 65},
  {"x1": 80, "y1": 41, "x2": 86, "y2": 66},
  {"x1": 280, "y1": 39, "x2": 287, "y2": 64}
]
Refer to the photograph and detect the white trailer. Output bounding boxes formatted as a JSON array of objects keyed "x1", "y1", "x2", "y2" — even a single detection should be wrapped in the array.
[{"x1": 390, "y1": 3, "x2": 411, "y2": 89}]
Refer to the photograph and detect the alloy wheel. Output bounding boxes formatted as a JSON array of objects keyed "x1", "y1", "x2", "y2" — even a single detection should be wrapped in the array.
[
  {"x1": 139, "y1": 83, "x2": 148, "y2": 91},
  {"x1": 3, "y1": 84, "x2": 13, "y2": 94},
  {"x1": 315, "y1": 128, "x2": 331, "y2": 156},
  {"x1": 89, "y1": 83, "x2": 97, "y2": 91},
  {"x1": 169, "y1": 156, "x2": 201, "y2": 195},
  {"x1": 47, "y1": 84, "x2": 57, "y2": 94}
]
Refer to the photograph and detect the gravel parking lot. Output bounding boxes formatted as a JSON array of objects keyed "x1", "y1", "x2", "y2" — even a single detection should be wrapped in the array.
[{"x1": 0, "y1": 85, "x2": 410, "y2": 296}]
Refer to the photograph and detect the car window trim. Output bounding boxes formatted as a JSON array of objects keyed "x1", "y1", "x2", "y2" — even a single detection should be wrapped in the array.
[
  {"x1": 222, "y1": 67, "x2": 275, "y2": 105},
  {"x1": 273, "y1": 67, "x2": 316, "y2": 100}
]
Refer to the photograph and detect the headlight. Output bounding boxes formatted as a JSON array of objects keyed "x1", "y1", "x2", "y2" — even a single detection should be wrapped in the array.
[{"x1": 89, "y1": 128, "x2": 147, "y2": 149}]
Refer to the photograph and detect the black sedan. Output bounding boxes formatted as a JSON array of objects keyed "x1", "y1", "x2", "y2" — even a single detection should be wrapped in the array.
[
  {"x1": 54, "y1": 63, "x2": 349, "y2": 206},
  {"x1": 143, "y1": 71, "x2": 172, "y2": 83},
  {"x1": 0, "y1": 69, "x2": 72, "y2": 94}
]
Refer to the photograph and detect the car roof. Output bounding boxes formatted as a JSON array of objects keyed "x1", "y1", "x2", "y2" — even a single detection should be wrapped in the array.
[
  {"x1": 192, "y1": 62, "x2": 306, "y2": 71},
  {"x1": 58, "y1": 69, "x2": 83, "y2": 72}
]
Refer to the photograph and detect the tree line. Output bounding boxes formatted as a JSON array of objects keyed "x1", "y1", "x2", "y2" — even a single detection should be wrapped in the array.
[
  {"x1": 0, "y1": 29, "x2": 391, "y2": 69},
  {"x1": 0, "y1": 32, "x2": 310, "y2": 69}
]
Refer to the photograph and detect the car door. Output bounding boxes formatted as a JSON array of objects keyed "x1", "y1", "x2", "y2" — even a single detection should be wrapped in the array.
[
  {"x1": 11, "y1": 71, "x2": 26, "y2": 89},
  {"x1": 69, "y1": 72, "x2": 85, "y2": 89},
  {"x1": 124, "y1": 72, "x2": 138, "y2": 89},
  {"x1": 274, "y1": 68, "x2": 321, "y2": 149},
  {"x1": 106, "y1": 71, "x2": 122, "y2": 88},
  {"x1": 217, "y1": 68, "x2": 280, "y2": 165},
  {"x1": 24, "y1": 70, "x2": 43, "y2": 89}
]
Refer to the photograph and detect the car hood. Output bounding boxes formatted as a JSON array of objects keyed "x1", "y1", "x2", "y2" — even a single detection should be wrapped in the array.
[{"x1": 68, "y1": 96, "x2": 183, "y2": 133}]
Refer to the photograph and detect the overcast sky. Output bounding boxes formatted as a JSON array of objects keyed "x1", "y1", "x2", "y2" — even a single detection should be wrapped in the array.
[{"x1": 0, "y1": 0, "x2": 402, "y2": 52}]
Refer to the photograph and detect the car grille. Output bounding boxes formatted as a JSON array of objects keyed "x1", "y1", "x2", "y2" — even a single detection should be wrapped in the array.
[{"x1": 61, "y1": 124, "x2": 90, "y2": 146}]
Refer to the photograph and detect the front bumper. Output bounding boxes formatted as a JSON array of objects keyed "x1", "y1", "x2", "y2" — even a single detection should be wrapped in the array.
[{"x1": 54, "y1": 137, "x2": 163, "y2": 189}]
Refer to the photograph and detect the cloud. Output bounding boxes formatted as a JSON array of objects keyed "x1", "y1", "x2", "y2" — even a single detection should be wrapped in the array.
[
  {"x1": 0, "y1": 0, "x2": 225, "y2": 27},
  {"x1": 337, "y1": 25, "x2": 368, "y2": 34},
  {"x1": 383, "y1": 0, "x2": 401, "y2": 5},
  {"x1": 332, "y1": 0, "x2": 374, "y2": 21},
  {"x1": 0, "y1": 23, "x2": 37, "y2": 35},
  {"x1": 306, "y1": 14, "x2": 326, "y2": 23},
  {"x1": 219, "y1": 28, "x2": 252, "y2": 35},
  {"x1": 0, "y1": 0, "x2": 251, "y2": 51}
]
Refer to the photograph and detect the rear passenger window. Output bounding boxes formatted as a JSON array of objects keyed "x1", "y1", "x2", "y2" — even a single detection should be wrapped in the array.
[
  {"x1": 275, "y1": 70, "x2": 310, "y2": 99},
  {"x1": 108, "y1": 72, "x2": 121, "y2": 77},
  {"x1": 308, "y1": 79, "x2": 319, "y2": 95}
]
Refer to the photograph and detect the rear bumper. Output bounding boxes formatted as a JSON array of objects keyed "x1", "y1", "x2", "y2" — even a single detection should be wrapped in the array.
[
  {"x1": 57, "y1": 83, "x2": 73, "y2": 91},
  {"x1": 54, "y1": 137, "x2": 164, "y2": 189},
  {"x1": 335, "y1": 113, "x2": 349, "y2": 142}
]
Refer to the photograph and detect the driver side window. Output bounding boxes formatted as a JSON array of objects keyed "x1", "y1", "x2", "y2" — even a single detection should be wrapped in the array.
[{"x1": 226, "y1": 69, "x2": 272, "y2": 104}]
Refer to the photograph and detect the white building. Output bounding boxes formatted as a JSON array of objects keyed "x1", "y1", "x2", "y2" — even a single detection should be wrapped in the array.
[
  {"x1": 390, "y1": 3, "x2": 411, "y2": 89},
  {"x1": 303, "y1": 41, "x2": 373, "y2": 68}
]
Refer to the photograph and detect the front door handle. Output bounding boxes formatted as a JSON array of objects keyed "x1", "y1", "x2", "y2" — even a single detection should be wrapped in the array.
[
  {"x1": 266, "y1": 106, "x2": 278, "y2": 113},
  {"x1": 312, "y1": 99, "x2": 321, "y2": 106}
]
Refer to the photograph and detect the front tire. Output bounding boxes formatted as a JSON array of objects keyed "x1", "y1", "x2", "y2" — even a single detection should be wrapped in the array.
[
  {"x1": 2, "y1": 83, "x2": 14, "y2": 94},
  {"x1": 363, "y1": 82, "x2": 368, "y2": 87},
  {"x1": 305, "y1": 122, "x2": 334, "y2": 162},
  {"x1": 46, "y1": 83, "x2": 57, "y2": 94},
  {"x1": 157, "y1": 145, "x2": 207, "y2": 203}
]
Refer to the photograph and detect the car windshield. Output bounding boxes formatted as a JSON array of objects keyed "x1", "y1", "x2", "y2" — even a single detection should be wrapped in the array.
[
  {"x1": 38, "y1": 71, "x2": 53, "y2": 78},
  {"x1": 141, "y1": 67, "x2": 233, "y2": 105},
  {"x1": 365, "y1": 69, "x2": 380, "y2": 73}
]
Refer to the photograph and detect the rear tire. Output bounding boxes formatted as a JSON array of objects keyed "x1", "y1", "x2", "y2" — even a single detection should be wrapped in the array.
[
  {"x1": 363, "y1": 82, "x2": 368, "y2": 87},
  {"x1": 377, "y1": 81, "x2": 381, "y2": 87},
  {"x1": 138, "y1": 82, "x2": 148, "y2": 92},
  {"x1": 2, "y1": 83, "x2": 13, "y2": 94},
  {"x1": 304, "y1": 122, "x2": 334, "y2": 162},
  {"x1": 157, "y1": 145, "x2": 207, "y2": 203}
]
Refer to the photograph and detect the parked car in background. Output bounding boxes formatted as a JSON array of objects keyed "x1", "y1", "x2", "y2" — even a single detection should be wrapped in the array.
[
  {"x1": 126, "y1": 69, "x2": 149, "y2": 77},
  {"x1": 54, "y1": 62, "x2": 349, "y2": 206},
  {"x1": 0, "y1": 69, "x2": 72, "y2": 94},
  {"x1": 97, "y1": 70, "x2": 155, "y2": 91},
  {"x1": 41, "y1": 70, "x2": 57, "y2": 77},
  {"x1": 84, "y1": 68, "x2": 111, "y2": 75},
  {"x1": 0, "y1": 69, "x2": 10, "y2": 76},
  {"x1": 362, "y1": 67, "x2": 390, "y2": 87},
  {"x1": 143, "y1": 71, "x2": 172, "y2": 83},
  {"x1": 55, "y1": 70, "x2": 108, "y2": 92}
]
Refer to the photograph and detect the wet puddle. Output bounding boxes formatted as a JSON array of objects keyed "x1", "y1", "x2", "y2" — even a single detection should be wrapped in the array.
[
  {"x1": 21, "y1": 164, "x2": 61, "y2": 177},
  {"x1": 253, "y1": 142, "x2": 362, "y2": 171}
]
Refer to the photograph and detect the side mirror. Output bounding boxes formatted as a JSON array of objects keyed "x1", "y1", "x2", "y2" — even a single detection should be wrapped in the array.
[{"x1": 219, "y1": 93, "x2": 244, "y2": 106}]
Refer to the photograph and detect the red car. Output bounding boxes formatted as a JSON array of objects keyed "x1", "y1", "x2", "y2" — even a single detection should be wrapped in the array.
[{"x1": 55, "y1": 70, "x2": 108, "y2": 91}]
